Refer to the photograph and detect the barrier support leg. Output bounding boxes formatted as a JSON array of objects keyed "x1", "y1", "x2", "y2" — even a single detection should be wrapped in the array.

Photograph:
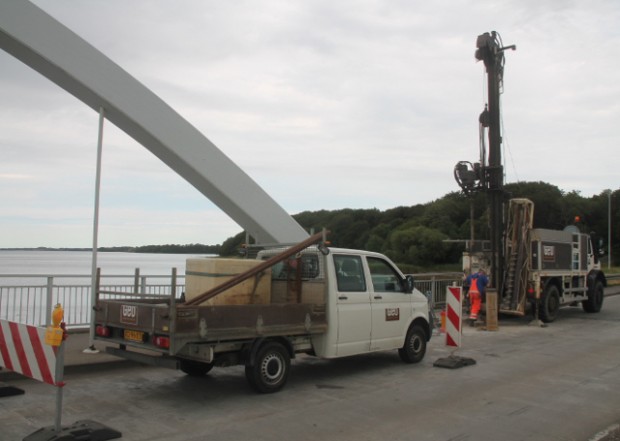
[
  {"x1": 23, "y1": 342, "x2": 122, "y2": 441},
  {"x1": 0, "y1": 381, "x2": 25, "y2": 397}
]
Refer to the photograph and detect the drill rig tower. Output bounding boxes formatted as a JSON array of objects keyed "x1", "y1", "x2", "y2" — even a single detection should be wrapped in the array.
[{"x1": 455, "y1": 31, "x2": 516, "y2": 292}]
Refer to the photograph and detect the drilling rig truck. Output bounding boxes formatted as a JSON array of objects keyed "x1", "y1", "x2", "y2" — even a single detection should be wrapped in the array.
[{"x1": 455, "y1": 32, "x2": 607, "y2": 322}]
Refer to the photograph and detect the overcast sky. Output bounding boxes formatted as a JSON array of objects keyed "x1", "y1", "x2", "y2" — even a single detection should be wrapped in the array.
[{"x1": 0, "y1": 0, "x2": 618, "y2": 248}]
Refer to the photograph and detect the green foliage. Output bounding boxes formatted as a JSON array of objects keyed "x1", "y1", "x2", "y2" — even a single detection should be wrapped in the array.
[
  {"x1": 285, "y1": 183, "x2": 619, "y2": 268},
  {"x1": 387, "y1": 226, "x2": 449, "y2": 265},
  {"x1": 219, "y1": 232, "x2": 246, "y2": 257},
  {"x1": 504, "y1": 181, "x2": 564, "y2": 228}
]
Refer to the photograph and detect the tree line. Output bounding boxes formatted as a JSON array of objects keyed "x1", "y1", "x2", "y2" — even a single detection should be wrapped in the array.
[
  {"x1": 218, "y1": 181, "x2": 618, "y2": 271},
  {"x1": 99, "y1": 243, "x2": 221, "y2": 254}
]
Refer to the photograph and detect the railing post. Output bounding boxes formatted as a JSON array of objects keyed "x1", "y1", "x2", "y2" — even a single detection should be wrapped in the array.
[
  {"x1": 95, "y1": 268, "x2": 101, "y2": 301},
  {"x1": 171, "y1": 267, "x2": 177, "y2": 298},
  {"x1": 141, "y1": 275, "x2": 147, "y2": 294},
  {"x1": 169, "y1": 268, "x2": 177, "y2": 353},
  {"x1": 134, "y1": 268, "x2": 140, "y2": 294},
  {"x1": 45, "y1": 276, "x2": 54, "y2": 327}
]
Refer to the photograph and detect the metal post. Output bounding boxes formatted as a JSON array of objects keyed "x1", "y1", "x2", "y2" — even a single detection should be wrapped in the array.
[
  {"x1": 45, "y1": 277, "x2": 53, "y2": 327},
  {"x1": 88, "y1": 107, "x2": 105, "y2": 351},
  {"x1": 133, "y1": 268, "x2": 140, "y2": 294},
  {"x1": 53, "y1": 341, "x2": 65, "y2": 432},
  {"x1": 169, "y1": 268, "x2": 177, "y2": 352},
  {"x1": 609, "y1": 190, "x2": 612, "y2": 269},
  {"x1": 470, "y1": 200, "x2": 475, "y2": 252}
]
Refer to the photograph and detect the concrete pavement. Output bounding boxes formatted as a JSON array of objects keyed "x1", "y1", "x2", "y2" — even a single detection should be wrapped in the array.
[{"x1": 2, "y1": 287, "x2": 620, "y2": 441}]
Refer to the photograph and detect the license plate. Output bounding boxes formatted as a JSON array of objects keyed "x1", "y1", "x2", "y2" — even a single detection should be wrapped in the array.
[{"x1": 124, "y1": 330, "x2": 144, "y2": 342}]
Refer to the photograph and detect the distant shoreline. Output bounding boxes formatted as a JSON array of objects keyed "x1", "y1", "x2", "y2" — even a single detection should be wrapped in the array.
[
  {"x1": 0, "y1": 244, "x2": 221, "y2": 254},
  {"x1": 1, "y1": 247, "x2": 93, "y2": 251}
]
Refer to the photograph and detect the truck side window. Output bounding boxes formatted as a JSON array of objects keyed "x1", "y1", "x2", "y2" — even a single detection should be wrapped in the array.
[
  {"x1": 334, "y1": 255, "x2": 366, "y2": 292},
  {"x1": 367, "y1": 257, "x2": 402, "y2": 292}
]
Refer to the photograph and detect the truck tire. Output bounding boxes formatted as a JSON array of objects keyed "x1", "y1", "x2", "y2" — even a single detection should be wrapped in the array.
[
  {"x1": 179, "y1": 359, "x2": 214, "y2": 376},
  {"x1": 539, "y1": 284, "x2": 560, "y2": 323},
  {"x1": 398, "y1": 325, "x2": 427, "y2": 364},
  {"x1": 583, "y1": 280, "x2": 604, "y2": 313},
  {"x1": 245, "y1": 341, "x2": 290, "y2": 393}
]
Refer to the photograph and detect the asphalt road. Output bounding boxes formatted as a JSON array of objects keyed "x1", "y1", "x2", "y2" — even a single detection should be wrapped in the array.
[{"x1": 2, "y1": 292, "x2": 620, "y2": 441}]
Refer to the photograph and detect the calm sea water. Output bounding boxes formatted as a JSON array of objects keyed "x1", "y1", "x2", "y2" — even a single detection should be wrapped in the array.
[
  {"x1": 0, "y1": 250, "x2": 219, "y2": 325},
  {"x1": 0, "y1": 250, "x2": 211, "y2": 285}
]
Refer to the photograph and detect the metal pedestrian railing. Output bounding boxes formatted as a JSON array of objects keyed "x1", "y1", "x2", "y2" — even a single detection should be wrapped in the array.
[
  {"x1": 412, "y1": 272, "x2": 463, "y2": 307},
  {"x1": 0, "y1": 271, "x2": 462, "y2": 328},
  {"x1": 0, "y1": 270, "x2": 184, "y2": 328}
]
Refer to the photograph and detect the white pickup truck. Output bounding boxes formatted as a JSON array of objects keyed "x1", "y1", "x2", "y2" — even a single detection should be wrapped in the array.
[{"x1": 94, "y1": 240, "x2": 431, "y2": 393}]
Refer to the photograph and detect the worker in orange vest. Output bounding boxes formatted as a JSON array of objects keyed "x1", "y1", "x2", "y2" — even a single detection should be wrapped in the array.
[{"x1": 467, "y1": 269, "x2": 488, "y2": 321}]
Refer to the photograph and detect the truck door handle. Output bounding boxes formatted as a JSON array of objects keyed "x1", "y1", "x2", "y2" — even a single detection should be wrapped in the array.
[
  {"x1": 338, "y1": 296, "x2": 348, "y2": 300},
  {"x1": 374, "y1": 295, "x2": 383, "y2": 300}
]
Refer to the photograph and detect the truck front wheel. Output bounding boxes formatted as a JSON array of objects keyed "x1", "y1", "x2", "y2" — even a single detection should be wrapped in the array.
[
  {"x1": 399, "y1": 325, "x2": 427, "y2": 364},
  {"x1": 539, "y1": 284, "x2": 560, "y2": 323},
  {"x1": 245, "y1": 341, "x2": 290, "y2": 393},
  {"x1": 583, "y1": 280, "x2": 604, "y2": 313}
]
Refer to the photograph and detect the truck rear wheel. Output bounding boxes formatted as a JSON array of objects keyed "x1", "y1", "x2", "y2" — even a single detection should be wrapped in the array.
[
  {"x1": 245, "y1": 341, "x2": 290, "y2": 393},
  {"x1": 539, "y1": 284, "x2": 560, "y2": 323},
  {"x1": 179, "y1": 359, "x2": 214, "y2": 376},
  {"x1": 399, "y1": 325, "x2": 427, "y2": 364},
  {"x1": 583, "y1": 280, "x2": 604, "y2": 313}
]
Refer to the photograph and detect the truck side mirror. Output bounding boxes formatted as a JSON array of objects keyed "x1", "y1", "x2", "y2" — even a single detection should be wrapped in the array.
[{"x1": 404, "y1": 275, "x2": 415, "y2": 293}]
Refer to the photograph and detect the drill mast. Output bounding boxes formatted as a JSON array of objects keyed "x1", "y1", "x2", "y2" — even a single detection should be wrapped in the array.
[{"x1": 455, "y1": 31, "x2": 516, "y2": 291}]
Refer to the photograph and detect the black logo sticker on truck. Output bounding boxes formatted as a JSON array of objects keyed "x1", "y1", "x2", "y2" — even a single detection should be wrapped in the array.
[{"x1": 385, "y1": 308, "x2": 400, "y2": 321}]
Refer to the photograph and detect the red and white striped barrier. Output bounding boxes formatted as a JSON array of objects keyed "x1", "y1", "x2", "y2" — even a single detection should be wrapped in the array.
[
  {"x1": 445, "y1": 286, "x2": 462, "y2": 348},
  {"x1": 0, "y1": 320, "x2": 61, "y2": 386}
]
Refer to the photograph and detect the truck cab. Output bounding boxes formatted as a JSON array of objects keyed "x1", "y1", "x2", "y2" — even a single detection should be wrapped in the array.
[
  {"x1": 529, "y1": 228, "x2": 607, "y2": 322},
  {"x1": 258, "y1": 247, "x2": 430, "y2": 361}
]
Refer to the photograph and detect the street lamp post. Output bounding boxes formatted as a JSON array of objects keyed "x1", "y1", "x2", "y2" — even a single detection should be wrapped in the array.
[{"x1": 609, "y1": 190, "x2": 612, "y2": 269}]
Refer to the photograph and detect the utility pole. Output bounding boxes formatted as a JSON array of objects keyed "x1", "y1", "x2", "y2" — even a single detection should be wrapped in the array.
[{"x1": 609, "y1": 190, "x2": 613, "y2": 269}]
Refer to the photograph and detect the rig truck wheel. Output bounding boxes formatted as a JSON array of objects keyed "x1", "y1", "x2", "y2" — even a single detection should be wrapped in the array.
[
  {"x1": 539, "y1": 284, "x2": 560, "y2": 323},
  {"x1": 179, "y1": 359, "x2": 214, "y2": 376},
  {"x1": 398, "y1": 325, "x2": 427, "y2": 364},
  {"x1": 245, "y1": 341, "x2": 290, "y2": 394},
  {"x1": 583, "y1": 280, "x2": 604, "y2": 313}
]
